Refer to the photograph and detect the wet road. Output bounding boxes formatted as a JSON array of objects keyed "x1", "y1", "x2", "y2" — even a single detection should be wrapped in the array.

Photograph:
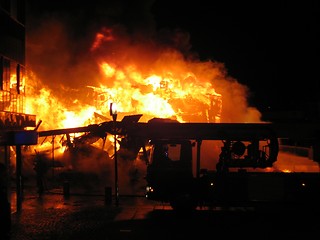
[{"x1": 9, "y1": 191, "x2": 320, "y2": 240}]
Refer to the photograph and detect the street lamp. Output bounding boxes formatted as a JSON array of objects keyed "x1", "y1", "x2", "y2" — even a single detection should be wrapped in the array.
[{"x1": 110, "y1": 102, "x2": 119, "y2": 206}]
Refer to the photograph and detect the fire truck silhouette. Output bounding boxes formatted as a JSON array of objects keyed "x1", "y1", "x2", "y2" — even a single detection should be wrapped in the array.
[{"x1": 38, "y1": 115, "x2": 320, "y2": 211}]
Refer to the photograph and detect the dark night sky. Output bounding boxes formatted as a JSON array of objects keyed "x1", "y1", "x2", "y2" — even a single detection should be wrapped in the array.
[
  {"x1": 26, "y1": 0, "x2": 320, "y2": 113},
  {"x1": 151, "y1": 1, "x2": 320, "y2": 112}
]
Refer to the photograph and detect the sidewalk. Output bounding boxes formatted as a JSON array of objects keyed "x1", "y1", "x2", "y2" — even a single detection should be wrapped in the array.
[{"x1": 8, "y1": 188, "x2": 320, "y2": 240}]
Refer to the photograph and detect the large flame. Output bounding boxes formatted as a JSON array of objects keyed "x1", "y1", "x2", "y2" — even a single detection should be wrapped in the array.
[{"x1": 25, "y1": 25, "x2": 263, "y2": 130}]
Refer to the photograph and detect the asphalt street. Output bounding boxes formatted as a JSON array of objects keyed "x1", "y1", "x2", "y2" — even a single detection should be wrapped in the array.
[{"x1": 8, "y1": 189, "x2": 320, "y2": 240}]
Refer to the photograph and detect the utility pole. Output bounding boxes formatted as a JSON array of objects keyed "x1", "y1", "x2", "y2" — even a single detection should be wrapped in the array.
[{"x1": 110, "y1": 103, "x2": 119, "y2": 206}]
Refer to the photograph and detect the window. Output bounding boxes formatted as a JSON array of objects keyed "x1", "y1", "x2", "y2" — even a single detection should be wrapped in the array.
[{"x1": 0, "y1": 56, "x2": 25, "y2": 112}]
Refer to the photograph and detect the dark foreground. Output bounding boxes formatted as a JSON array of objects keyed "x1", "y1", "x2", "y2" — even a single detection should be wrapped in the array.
[{"x1": 8, "y1": 192, "x2": 320, "y2": 240}]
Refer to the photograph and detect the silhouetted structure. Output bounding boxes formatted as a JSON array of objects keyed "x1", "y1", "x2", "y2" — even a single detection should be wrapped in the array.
[{"x1": 0, "y1": 1, "x2": 37, "y2": 231}]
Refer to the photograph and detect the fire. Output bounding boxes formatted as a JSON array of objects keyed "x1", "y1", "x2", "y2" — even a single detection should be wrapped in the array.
[
  {"x1": 25, "y1": 18, "x2": 265, "y2": 130},
  {"x1": 86, "y1": 52, "x2": 224, "y2": 123},
  {"x1": 94, "y1": 60, "x2": 222, "y2": 123},
  {"x1": 26, "y1": 58, "x2": 226, "y2": 130},
  {"x1": 25, "y1": 86, "x2": 100, "y2": 130},
  {"x1": 62, "y1": 107, "x2": 97, "y2": 128},
  {"x1": 90, "y1": 27, "x2": 115, "y2": 51}
]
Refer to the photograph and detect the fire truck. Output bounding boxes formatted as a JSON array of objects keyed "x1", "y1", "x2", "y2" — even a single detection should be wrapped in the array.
[
  {"x1": 38, "y1": 115, "x2": 320, "y2": 211},
  {"x1": 118, "y1": 117, "x2": 320, "y2": 211}
]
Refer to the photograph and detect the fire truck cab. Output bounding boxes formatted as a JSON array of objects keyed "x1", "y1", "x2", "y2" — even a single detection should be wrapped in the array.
[{"x1": 145, "y1": 139, "x2": 197, "y2": 210}]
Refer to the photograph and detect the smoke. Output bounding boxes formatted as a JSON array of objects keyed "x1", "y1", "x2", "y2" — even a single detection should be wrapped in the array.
[{"x1": 25, "y1": 0, "x2": 156, "y2": 101}]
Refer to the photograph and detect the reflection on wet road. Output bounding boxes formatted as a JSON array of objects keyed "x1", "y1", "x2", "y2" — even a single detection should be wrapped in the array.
[{"x1": 9, "y1": 192, "x2": 320, "y2": 240}]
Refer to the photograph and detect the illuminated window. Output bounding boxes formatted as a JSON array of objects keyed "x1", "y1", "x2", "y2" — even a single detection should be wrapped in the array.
[{"x1": 0, "y1": 56, "x2": 25, "y2": 112}]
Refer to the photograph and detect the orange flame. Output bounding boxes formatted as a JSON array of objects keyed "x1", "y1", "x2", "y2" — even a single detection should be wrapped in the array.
[{"x1": 25, "y1": 24, "x2": 264, "y2": 131}]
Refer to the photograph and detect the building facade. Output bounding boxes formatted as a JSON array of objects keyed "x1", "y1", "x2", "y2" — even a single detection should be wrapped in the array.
[
  {"x1": 0, "y1": 0, "x2": 36, "y2": 131},
  {"x1": 0, "y1": 1, "x2": 37, "y2": 229}
]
